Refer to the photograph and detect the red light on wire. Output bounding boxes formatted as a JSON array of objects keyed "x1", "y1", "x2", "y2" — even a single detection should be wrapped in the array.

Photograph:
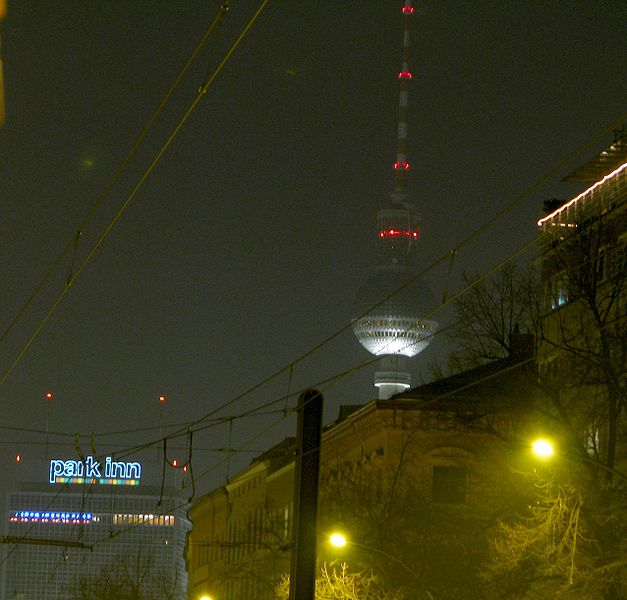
[
  {"x1": 159, "y1": 395, "x2": 166, "y2": 404},
  {"x1": 16, "y1": 454, "x2": 22, "y2": 463},
  {"x1": 398, "y1": 71, "x2": 413, "y2": 79},
  {"x1": 182, "y1": 465, "x2": 188, "y2": 473},
  {"x1": 402, "y1": 6, "x2": 414, "y2": 14},
  {"x1": 394, "y1": 161, "x2": 410, "y2": 170},
  {"x1": 44, "y1": 391, "x2": 53, "y2": 401},
  {"x1": 172, "y1": 459, "x2": 178, "y2": 468}
]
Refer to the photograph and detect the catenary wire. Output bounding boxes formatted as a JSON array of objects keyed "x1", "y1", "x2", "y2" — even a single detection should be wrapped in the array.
[
  {"x1": 0, "y1": 0, "x2": 270, "y2": 386},
  {"x1": 72, "y1": 223, "x2": 553, "y2": 504},
  {"x1": 0, "y1": 2, "x2": 230, "y2": 351},
  {"x1": 154, "y1": 111, "x2": 627, "y2": 443},
  {"x1": 20, "y1": 151, "x2": 627, "y2": 596},
  {"x1": 6, "y1": 24, "x2": 625, "y2": 599},
  {"x1": 3, "y1": 89, "x2": 624, "y2": 572}
]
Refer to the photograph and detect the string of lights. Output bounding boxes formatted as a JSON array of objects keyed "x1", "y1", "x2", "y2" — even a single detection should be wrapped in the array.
[
  {"x1": 2, "y1": 32, "x2": 624, "y2": 596},
  {"x1": 1, "y1": 15, "x2": 624, "y2": 456},
  {"x1": 14, "y1": 226, "x2": 567, "y2": 569},
  {"x1": 3, "y1": 4, "x2": 623, "y2": 594},
  {"x1": 148, "y1": 110, "x2": 627, "y2": 448}
]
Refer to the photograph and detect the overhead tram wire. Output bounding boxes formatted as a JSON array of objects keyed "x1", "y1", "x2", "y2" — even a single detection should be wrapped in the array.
[
  {"x1": 7, "y1": 280, "x2": 561, "y2": 558},
  {"x1": 158, "y1": 111, "x2": 627, "y2": 439},
  {"x1": 12, "y1": 347, "x2": 543, "y2": 561},
  {"x1": 88, "y1": 407, "x2": 297, "y2": 552},
  {"x1": 109, "y1": 317, "x2": 495, "y2": 464},
  {"x1": 94, "y1": 209, "x2": 569, "y2": 469},
  {"x1": 0, "y1": 0, "x2": 269, "y2": 386},
  {"x1": 2, "y1": 294, "x2": 547, "y2": 559},
  {"x1": 11, "y1": 188, "x2": 591, "y2": 472},
  {"x1": 50, "y1": 202, "x2": 600, "y2": 467},
  {"x1": 2, "y1": 1, "x2": 623, "y2": 437},
  {"x1": 7, "y1": 114, "x2": 624, "y2": 530},
  {"x1": 0, "y1": 2, "x2": 230, "y2": 351},
  {"x1": 12, "y1": 204, "x2": 619, "y2": 554}
]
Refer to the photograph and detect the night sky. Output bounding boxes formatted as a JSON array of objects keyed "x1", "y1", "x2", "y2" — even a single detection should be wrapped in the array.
[{"x1": 1, "y1": 1, "x2": 625, "y2": 496}]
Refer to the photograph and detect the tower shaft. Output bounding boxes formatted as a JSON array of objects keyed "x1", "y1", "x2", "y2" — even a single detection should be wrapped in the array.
[{"x1": 394, "y1": 1, "x2": 414, "y2": 196}]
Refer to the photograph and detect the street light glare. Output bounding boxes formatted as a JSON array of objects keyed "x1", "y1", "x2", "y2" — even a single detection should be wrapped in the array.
[
  {"x1": 532, "y1": 438, "x2": 554, "y2": 458},
  {"x1": 329, "y1": 532, "x2": 348, "y2": 547}
]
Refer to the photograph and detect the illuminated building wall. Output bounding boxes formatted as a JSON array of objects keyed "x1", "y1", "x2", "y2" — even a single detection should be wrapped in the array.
[
  {"x1": 1, "y1": 482, "x2": 189, "y2": 599},
  {"x1": 537, "y1": 132, "x2": 626, "y2": 461},
  {"x1": 187, "y1": 438, "x2": 295, "y2": 600},
  {"x1": 187, "y1": 347, "x2": 534, "y2": 600}
]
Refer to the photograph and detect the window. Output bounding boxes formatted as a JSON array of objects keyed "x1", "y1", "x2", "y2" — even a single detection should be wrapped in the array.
[
  {"x1": 546, "y1": 271, "x2": 569, "y2": 310},
  {"x1": 432, "y1": 466, "x2": 467, "y2": 504}
]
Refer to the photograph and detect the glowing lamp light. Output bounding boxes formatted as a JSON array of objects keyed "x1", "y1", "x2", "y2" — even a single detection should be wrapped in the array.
[
  {"x1": 172, "y1": 459, "x2": 178, "y2": 468},
  {"x1": 402, "y1": 6, "x2": 414, "y2": 14},
  {"x1": 329, "y1": 532, "x2": 348, "y2": 548},
  {"x1": 183, "y1": 465, "x2": 188, "y2": 473},
  {"x1": 532, "y1": 439, "x2": 554, "y2": 459},
  {"x1": 44, "y1": 391, "x2": 53, "y2": 400},
  {"x1": 16, "y1": 454, "x2": 21, "y2": 463},
  {"x1": 398, "y1": 71, "x2": 413, "y2": 79},
  {"x1": 159, "y1": 395, "x2": 166, "y2": 404}
]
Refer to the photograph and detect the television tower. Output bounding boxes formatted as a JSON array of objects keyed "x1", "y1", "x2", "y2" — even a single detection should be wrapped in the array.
[{"x1": 352, "y1": 0, "x2": 438, "y2": 399}]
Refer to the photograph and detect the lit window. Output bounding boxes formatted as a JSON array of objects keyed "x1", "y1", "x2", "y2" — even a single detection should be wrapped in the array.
[{"x1": 547, "y1": 272, "x2": 569, "y2": 310}]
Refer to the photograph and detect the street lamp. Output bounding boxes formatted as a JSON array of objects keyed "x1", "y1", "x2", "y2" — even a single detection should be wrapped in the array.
[
  {"x1": 532, "y1": 438, "x2": 555, "y2": 459},
  {"x1": 327, "y1": 532, "x2": 434, "y2": 600},
  {"x1": 530, "y1": 437, "x2": 626, "y2": 481},
  {"x1": 199, "y1": 596, "x2": 213, "y2": 600},
  {"x1": 329, "y1": 532, "x2": 347, "y2": 548}
]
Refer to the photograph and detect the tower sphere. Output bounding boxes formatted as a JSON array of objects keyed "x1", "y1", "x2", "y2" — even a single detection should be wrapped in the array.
[{"x1": 351, "y1": 266, "x2": 438, "y2": 358}]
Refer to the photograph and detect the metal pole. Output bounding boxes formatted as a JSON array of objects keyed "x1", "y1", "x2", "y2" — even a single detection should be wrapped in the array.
[{"x1": 289, "y1": 389, "x2": 323, "y2": 600}]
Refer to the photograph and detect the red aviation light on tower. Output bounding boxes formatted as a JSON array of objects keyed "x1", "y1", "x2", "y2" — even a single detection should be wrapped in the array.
[
  {"x1": 394, "y1": 160, "x2": 410, "y2": 170},
  {"x1": 402, "y1": 6, "x2": 414, "y2": 13},
  {"x1": 378, "y1": 229, "x2": 419, "y2": 240},
  {"x1": 397, "y1": 71, "x2": 413, "y2": 79}
]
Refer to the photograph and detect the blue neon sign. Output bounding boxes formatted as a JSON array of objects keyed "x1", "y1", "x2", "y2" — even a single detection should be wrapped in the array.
[
  {"x1": 49, "y1": 456, "x2": 142, "y2": 486},
  {"x1": 10, "y1": 510, "x2": 94, "y2": 524}
]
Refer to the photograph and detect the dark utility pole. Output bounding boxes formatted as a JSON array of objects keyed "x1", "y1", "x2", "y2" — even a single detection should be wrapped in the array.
[{"x1": 289, "y1": 389, "x2": 323, "y2": 600}]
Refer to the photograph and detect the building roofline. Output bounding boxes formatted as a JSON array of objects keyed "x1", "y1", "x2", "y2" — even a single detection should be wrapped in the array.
[
  {"x1": 562, "y1": 129, "x2": 627, "y2": 183},
  {"x1": 538, "y1": 161, "x2": 627, "y2": 227}
]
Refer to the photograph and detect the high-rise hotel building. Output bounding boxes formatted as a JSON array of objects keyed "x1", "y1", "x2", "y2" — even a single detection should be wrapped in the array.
[{"x1": 1, "y1": 454, "x2": 189, "y2": 599}]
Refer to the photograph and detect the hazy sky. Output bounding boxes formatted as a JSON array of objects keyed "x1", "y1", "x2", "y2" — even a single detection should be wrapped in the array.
[{"x1": 1, "y1": 1, "x2": 625, "y2": 496}]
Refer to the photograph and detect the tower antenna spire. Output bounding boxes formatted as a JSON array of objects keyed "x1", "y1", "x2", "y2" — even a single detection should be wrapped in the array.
[
  {"x1": 393, "y1": 0, "x2": 414, "y2": 199},
  {"x1": 352, "y1": 1, "x2": 438, "y2": 399}
]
